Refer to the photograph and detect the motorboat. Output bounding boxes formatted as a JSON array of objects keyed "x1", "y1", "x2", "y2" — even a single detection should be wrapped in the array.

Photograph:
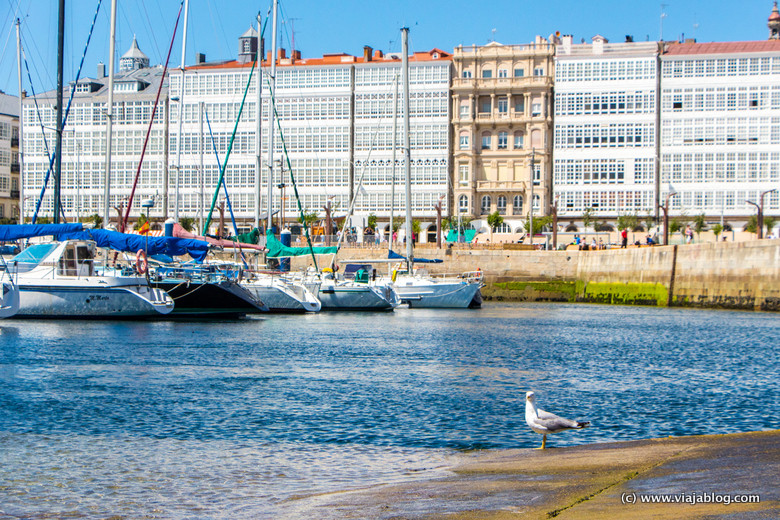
[{"x1": 7, "y1": 240, "x2": 174, "y2": 318}]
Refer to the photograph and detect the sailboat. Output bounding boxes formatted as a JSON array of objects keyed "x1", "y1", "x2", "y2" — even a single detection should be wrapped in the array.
[
  {"x1": 1, "y1": 224, "x2": 175, "y2": 318},
  {"x1": 0, "y1": 280, "x2": 19, "y2": 318},
  {"x1": 380, "y1": 28, "x2": 483, "y2": 309},
  {"x1": 236, "y1": 0, "x2": 320, "y2": 313}
]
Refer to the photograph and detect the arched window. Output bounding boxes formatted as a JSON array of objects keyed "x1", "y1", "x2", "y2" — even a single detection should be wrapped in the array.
[
  {"x1": 458, "y1": 195, "x2": 469, "y2": 212},
  {"x1": 481, "y1": 132, "x2": 492, "y2": 150},
  {"x1": 514, "y1": 131, "x2": 524, "y2": 149},
  {"x1": 480, "y1": 195, "x2": 491, "y2": 215},
  {"x1": 533, "y1": 194, "x2": 540, "y2": 210},
  {"x1": 495, "y1": 222, "x2": 512, "y2": 233},
  {"x1": 497, "y1": 195, "x2": 507, "y2": 214},
  {"x1": 513, "y1": 195, "x2": 523, "y2": 214},
  {"x1": 459, "y1": 131, "x2": 470, "y2": 149}
]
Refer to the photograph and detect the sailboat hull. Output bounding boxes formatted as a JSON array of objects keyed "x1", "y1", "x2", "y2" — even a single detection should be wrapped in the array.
[
  {"x1": 0, "y1": 281, "x2": 20, "y2": 318},
  {"x1": 153, "y1": 279, "x2": 267, "y2": 317},
  {"x1": 15, "y1": 280, "x2": 173, "y2": 318},
  {"x1": 313, "y1": 280, "x2": 399, "y2": 311},
  {"x1": 393, "y1": 277, "x2": 483, "y2": 309}
]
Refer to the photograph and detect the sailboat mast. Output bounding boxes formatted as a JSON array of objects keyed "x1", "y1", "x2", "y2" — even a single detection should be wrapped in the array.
[
  {"x1": 388, "y1": 73, "x2": 398, "y2": 253},
  {"x1": 53, "y1": 0, "x2": 65, "y2": 224},
  {"x1": 174, "y1": 0, "x2": 190, "y2": 223},
  {"x1": 254, "y1": 12, "x2": 262, "y2": 230},
  {"x1": 16, "y1": 19, "x2": 24, "y2": 224},
  {"x1": 401, "y1": 27, "x2": 413, "y2": 267},
  {"x1": 266, "y1": 0, "x2": 278, "y2": 233},
  {"x1": 103, "y1": 0, "x2": 117, "y2": 227}
]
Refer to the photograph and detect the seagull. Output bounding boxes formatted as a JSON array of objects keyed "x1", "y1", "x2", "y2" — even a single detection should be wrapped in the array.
[{"x1": 525, "y1": 391, "x2": 590, "y2": 449}]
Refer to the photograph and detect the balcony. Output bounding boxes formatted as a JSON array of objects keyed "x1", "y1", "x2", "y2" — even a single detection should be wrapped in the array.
[
  {"x1": 451, "y1": 75, "x2": 553, "y2": 92},
  {"x1": 10, "y1": 190, "x2": 19, "y2": 199},
  {"x1": 10, "y1": 163, "x2": 19, "y2": 173},
  {"x1": 11, "y1": 137, "x2": 19, "y2": 147},
  {"x1": 475, "y1": 180, "x2": 529, "y2": 192}
]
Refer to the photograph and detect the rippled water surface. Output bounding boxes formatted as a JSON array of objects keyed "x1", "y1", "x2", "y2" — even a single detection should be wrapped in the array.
[{"x1": 1, "y1": 303, "x2": 778, "y2": 518}]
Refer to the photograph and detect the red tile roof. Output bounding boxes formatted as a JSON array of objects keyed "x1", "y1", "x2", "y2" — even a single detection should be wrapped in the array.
[
  {"x1": 664, "y1": 40, "x2": 780, "y2": 55},
  {"x1": 187, "y1": 48, "x2": 451, "y2": 71}
]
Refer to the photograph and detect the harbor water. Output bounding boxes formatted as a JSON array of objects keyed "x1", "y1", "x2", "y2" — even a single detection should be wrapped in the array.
[{"x1": 1, "y1": 303, "x2": 778, "y2": 518}]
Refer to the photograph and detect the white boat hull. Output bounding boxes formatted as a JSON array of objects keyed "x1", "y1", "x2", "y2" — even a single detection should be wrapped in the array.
[
  {"x1": 16, "y1": 279, "x2": 174, "y2": 318},
  {"x1": 0, "y1": 280, "x2": 20, "y2": 318},
  {"x1": 314, "y1": 279, "x2": 399, "y2": 311},
  {"x1": 243, "y1": 277, "x2": 321, "y2": 313},
  {"x1": 392, "y1": 276, "x2": 482, "y2": 309}
]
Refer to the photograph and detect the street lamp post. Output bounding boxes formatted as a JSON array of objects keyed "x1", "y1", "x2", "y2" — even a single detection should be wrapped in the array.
[
  {"x1": 746, "y1": 188, "x2": 777, "y2": 239},
  {"x1": 529, "y1": 148, "x2": 535, "y2": 247},
  {"x1": 659, "y1": 185, "x2": 678, "y2": 246}
]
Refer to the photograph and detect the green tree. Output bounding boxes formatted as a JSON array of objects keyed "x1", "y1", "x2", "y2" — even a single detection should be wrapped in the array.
[
  {"x1": 712, "y1": 223, "x2": 723, "y2": 241},
  {"x1": 487, "y1": 211, "x2": 504, "y2": 231},
  {"x1": 581, "y1": 207, "x2": 594, "y2": 231},
  {"x1": 764, "y1": 216, "x2": 777, "y2": 237},
  {"x1": 669, "y1": 217, "x2": 683, "y2": 239},
  {"x1": 744, "y1": 215, "x2": 758, "y2": 235},
  {"x1": 297, "y1": 211, "x2": 319, "y2": 227},
  {"x1": 367, "y1": 213, "x2": 377, "y2": 231},
  {"x1": 85, "y1": 213, "x2": 103, "y2": 228},
  {"x1": 693, "y1": 213, "x2": 707, "y2": 240},
  {"x1": 179, "y1": 217, "x2": 196, "y2": 232},
  {"x1": 36, "y1": 217, "x2": 51, "y2": 224},
  {"x1": 411, "y1": 220, "x2": 421, "y2": 235},
  {"x1": 524, "y1": 213, "x2": 552, "y2": 235},
  {"x1": 616, "y1": 214, "x2": 638, "y2": 231},
  {"x1": 133, "y1": 213, "x2": 149, "y2": 231},
  {"x1": 643, "y1": 213, "x2": 656, "y2": 234}
]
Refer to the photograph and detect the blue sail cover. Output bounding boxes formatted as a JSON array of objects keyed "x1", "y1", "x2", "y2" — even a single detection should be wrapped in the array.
[
  {"x1": 55, "y1": 228, "x2": 210, "y2": 262},
  {"x1": 0, "y1": 223, "x2": 84, "y2": 241},
  {"x1": 388, "y1": 249, "x2": 443, "y2": 264}
]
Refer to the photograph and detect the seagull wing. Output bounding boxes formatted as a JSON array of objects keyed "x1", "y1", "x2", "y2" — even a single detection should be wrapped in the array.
[{"x1": 535, "y1": 407, "x2": 590, "y2": 432}]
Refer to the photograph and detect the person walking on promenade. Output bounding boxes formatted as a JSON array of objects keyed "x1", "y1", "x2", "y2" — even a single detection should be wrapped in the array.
[
  {"x1": 621, "y1": 228, "x2": 628, "y2": 248},
  {"x1": 685, "y1": 225, "x2": 693, "y2": 244}
]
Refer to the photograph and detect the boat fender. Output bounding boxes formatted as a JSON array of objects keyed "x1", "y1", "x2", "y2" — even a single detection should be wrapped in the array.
[
  {"x1": 136, "y1": 249, "x2": 148, "y2": 274},
  {"x1": 391, "y1": 269, "x2": 398, "y2": 282}
]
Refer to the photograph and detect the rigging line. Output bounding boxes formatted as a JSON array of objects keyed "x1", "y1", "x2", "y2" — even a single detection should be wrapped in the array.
[
  {"x1": 268, "y1": 85, "x2": 319, "y2": 272},
  {"x1": 22, "y1": 48, "x2": 52, "y2": 167},
  {"x1": 137, "y1": 0, "x2": 163, "y2": 65},
  {"x1": 32, "y1": 0, "x2": 104, "y2": 224},
  {"x1": 20, "y1": 23, "x2": 53, "y2": 94},
  {"x1": 120, "y1": 0, "x2": 185, "y2": 233},
  {"x1": 201, "y1": 57, "x2": 255, "y2": 236},
  {"x1": 203, "y1": 107, "x2": 249, "y2": 269}
]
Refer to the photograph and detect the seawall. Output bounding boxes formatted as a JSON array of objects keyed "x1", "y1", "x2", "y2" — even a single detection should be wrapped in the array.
[{"x1": 299, "y1": 240, "x2": 780, "y2": 311}]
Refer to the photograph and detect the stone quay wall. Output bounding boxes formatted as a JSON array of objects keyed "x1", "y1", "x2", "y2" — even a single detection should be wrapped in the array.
[{"x1": 294, "y1": 240, "x2": 780, "y2": 311}]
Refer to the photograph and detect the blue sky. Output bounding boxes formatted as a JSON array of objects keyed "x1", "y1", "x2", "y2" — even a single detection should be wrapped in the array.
[{"x1": 0, "y1": 0, "x2": 775, "y2": 95}]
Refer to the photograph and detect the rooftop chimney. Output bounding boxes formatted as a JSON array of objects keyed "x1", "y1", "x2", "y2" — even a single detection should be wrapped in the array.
[
  {"x1": 363, "y1": 46, "x2": 373, "y2": 62},
  {"x1": 277, "y1": 48, "x2": 286, "y2": 60},
  {"x1": 374, "y1": 49, "x2": 384, "y2": 59},
  {"x1": 196, "y1": 53, "x2": 206, "y2": 64},
  {"x1": 97, "y1": 62, "x2": 106, "y2": 78}
]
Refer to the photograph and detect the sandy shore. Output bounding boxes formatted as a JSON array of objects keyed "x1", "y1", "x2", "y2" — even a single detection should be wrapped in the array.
[{"x1": 283, "y1": 429, "x2": 780, "y2": 519}]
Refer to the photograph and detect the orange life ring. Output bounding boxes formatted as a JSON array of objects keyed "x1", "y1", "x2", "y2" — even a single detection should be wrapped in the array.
[{"x1": 136, "y1": 249, "x2": 148, "y2": 274}]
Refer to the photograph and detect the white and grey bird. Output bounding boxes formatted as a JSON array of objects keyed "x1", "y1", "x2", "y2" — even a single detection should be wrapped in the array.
[{"x1": 525, "y1": 391, "x2": 590, "y2": 449}]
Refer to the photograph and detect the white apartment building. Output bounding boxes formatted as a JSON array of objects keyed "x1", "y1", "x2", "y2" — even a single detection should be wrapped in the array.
[
  {"x1": 22, "y1": 39, "x2": 167, "y2": 226},
  {"x1": 660, "y1": 39, "x2": 780, "y2": 223},
  {"x1": 0, "y1": 92, "x2": 20, "y2": 222},
  {"x1": 554, "y1": 36, "x2": 660, "y2": 225},
  {"x1": 170, "y1": 33, "x2": 452, "y2": 240}
]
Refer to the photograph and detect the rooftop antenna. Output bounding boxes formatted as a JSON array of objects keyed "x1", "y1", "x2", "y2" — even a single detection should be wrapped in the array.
[{"x1": 660, "y1": 3, "x2": 668, "y2": 41}]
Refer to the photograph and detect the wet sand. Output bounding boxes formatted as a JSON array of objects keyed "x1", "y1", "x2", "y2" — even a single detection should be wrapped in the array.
[{"x1": 286, "y1": 430, "x2": 780, "y2": 519}]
